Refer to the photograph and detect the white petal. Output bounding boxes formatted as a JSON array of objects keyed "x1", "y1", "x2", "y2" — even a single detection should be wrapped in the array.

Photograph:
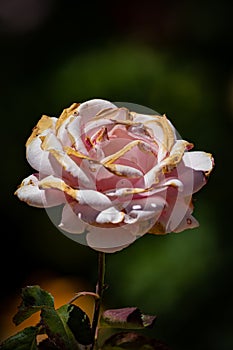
[
  {"x1": 133, "y1": 113, "x2": 176, "y2": 161},
  {"x1": 15, "y1": 174, "x2": 65, "y2": 207},
  {"x1": 96, "y1": 207, "x2": 124, "y2": 224},
  {"x1": 56, "y1": 115, "x2": 74, "y2": 146},
  {"x1": 104, "y1": 163, "x2": 143, "y2": 178},
  {"x1": 85, "y1": 118, "x2": 114, "y2": 134},
  {"x1": 26, "y1": 131, "x2": 55, "y2": 174},
  {"x1": 78, "y1": 99, "x2": 116, "y2": 121},
  {"x1": 41, "y1": 136, "x2": 92, "y2": 187},
  {"x1": 77, "y1": 190, "x2": 112, "y2": 211},
  {"x1": 161, "y1": 178, "x2": 184, "y2": 192},
  {"x1": 66, "y1": 117, "x2": 88, "y2": 154},
  {"x1": 40, "y1": 132, "x2": 63, "y2": 152},
  {"x1": 26, "y1": 116, "x2": 57, "y2": 173},
  {"x1": 183, "y1": 151, "x2": 214, "y2": 175},
  {"x1": 143, "y1": 140, "x2": 191, "y2": 187},
  {"x1": 38, "y1": 175, "x2": 112, "y2": 210},
  {"x1": 59, "y1": 204, "x2": 86, "y2": 233}
]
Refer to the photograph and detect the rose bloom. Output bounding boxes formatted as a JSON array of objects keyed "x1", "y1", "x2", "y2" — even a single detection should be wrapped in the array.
[{"x1": 15, "y1": 99, "x2": 214, "y2": 253}]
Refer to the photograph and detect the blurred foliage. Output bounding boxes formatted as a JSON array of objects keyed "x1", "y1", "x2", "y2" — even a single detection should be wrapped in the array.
[{"x1": 0, "y1": 0, "x2": 232, "y2": 349}]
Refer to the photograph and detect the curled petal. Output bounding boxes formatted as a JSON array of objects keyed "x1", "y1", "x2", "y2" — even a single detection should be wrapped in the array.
[
  {"x1": 160, "y1": 178, "x2": 184, "y2": 192},
  {"x1": 55, "y1": 103, "x2": 79, "y2": 131},
  {"x1": 95, "y1": 107, "x2": 131, "y2": 121},
  {"x1": 66, "y1": 117, "x2": 88, "y2": 155},
  {"x1": 96, "y1": 207, "x2": 125, "y2": 224},
  {"x1": 104, "y1": 163, "x2": 144, "y2": 178},
  {"x1": 41, "y1": 135, "x2": 92, "y2": 187},
  {"x1": 102, "y1": 140, "x2": 155, "y2": 165},
  {"x1": 78, "y1": 99, "x2": 116, "y2": 121},
  {"x1": 15, "y1": 174, "x2": 65, "y2": 207},
  {"x1": 183, "y1": 151, "x2": 214, "y2": 176},
  {"x1": 143, "y1": 140, "x2": 193, "y2": 187},
  {"x1": 132, "y1": 113, "x2": 177, "y2": 161},
  {"x1": 40, "y1": 133, "x2": 63, "y2": 151},
  {"x1": 105, "y1": 187, "x2": 149, "y2": 197},
  {"x1": 39, "y1": 175, "x2": 112, "y2": 211},
  {"x1": 26, "y1": 115, "x2": 57, "y2": 147},
  {"x1": 56, "y1": 115, "x2": 74, "y2": 146},
  {"x1": 77, "y1": 189, "x2": 112, "y2": 211},
  {"x1": 26, "y1": 116, "x2": 57, "y2": 173}
]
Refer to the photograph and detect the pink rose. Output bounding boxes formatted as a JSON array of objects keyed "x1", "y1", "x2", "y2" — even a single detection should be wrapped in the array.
[{"x1": 15, "y1": 99, "x2": 214, "y2": 253}]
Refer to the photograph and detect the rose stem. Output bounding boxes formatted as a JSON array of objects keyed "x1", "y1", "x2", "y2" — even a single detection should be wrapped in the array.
[{"x1": 91, "y1": 251, "x2": 106, "y2": 349}]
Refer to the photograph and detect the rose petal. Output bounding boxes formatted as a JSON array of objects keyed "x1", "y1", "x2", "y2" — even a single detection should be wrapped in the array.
[
  {"x1": 142, "y1": 140, "x2": 192, "y2": 187},
  {"x1": 26, "y1": 117, "x2": 58, "y2": 173},
  {"x1": 133, "y1": 113, "x2": 176, "y2": 161},
  {"x1": 66, "y1": 117, "x2": 88, "y2": 154},
  {"x1": 55, "y1": 103, "x2": 79, "y2": 131},
  {"x1": 59, "y1": 203, "x2": 86, "y2": 233},
  {"x1": 104, "y1": 163, "x2": 144, "y2": 178},
  {"x1": 40, "y1": 133, "x2": 63, "y2": 151},
  {"x1": 95, "y1": 107, "x2": 130, "y2": 121},
  {"x1": 39, "y1": 175, "x2": 112, "y2": 211},
  {"x1": 26, "y1": 115, "x2": 57, "y2": 147},
  {"x1": 77, "y1": 189, "x2": 112, "y2": 211},
  {"x1": 15, "y1": 174, "x2": 65, "y2": 207},
  {"x1": 41, "y1": 135, "x2": 93, "y2": 187},
  {"x1": 96, "y1": 207, "x2": 125, "y2": 224},
  {"x1": 78, "y1": 99, "x2": 116, "y2": 120},
  {"x1": 124, "y1": 195, "x2": 166, "y2": 224},
  {"x1": 175, "y1": 161, "x2": 207, "y2": 195},
  {"x1": 173, "y1": 213, "x2": 199, "y2": 232},
  {"x1": 183, "y1": 151, "x2": 214, "y2": 175},
  {"x1": 86, "y1": 226, "x2": 136, "y2": 253},
  {"x1": 56, "y1": 115, "x2": 74, "y2": 146},
  {"x1": 166, "y1": 196, "x2": 196, "y2": 232}
]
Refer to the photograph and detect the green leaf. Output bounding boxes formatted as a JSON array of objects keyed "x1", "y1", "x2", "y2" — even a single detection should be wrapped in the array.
[
  {"x1": 41, "y1": 305, "x2": 81, "y2": 350},
  {"x1": 100, "y1": 307, "x2": 157, "y2": 330},
  {"x1": 0, "y1": 326, "x2": 38, "y2": 350},
  {"x1": 66, "y1": 304, "x2": 92, "y2": 345},
  {"x1": 13, "y1": 285, "x2": 54, "y2": 326},
  {"x1": 101, "y1": 331, "x2": 171, "y2": 350}
]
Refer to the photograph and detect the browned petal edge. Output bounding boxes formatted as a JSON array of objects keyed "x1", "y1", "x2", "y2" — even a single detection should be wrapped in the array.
[
  {"x1": 148, "y1": 221, "x2": 167, "y2": 235},
  {"x1": 39, "y1": 178, "x2": 77, "y2": 200},
  {"x1": 55, "y1": 103, "x2": 80, "y2": 131},
  {"x1": 161, "y1": 114, "x2": 176, "y2": 151},
  {"x1": 26, "y1": 115, "x2": 54, "y2": 146},
  {"x1": 205, "y1": 152, "x2": 215, "y2": 177},
  {"x1": 162, "y1": 141, "x2": 194, "y2": 175},
  {"x1": 64, "y1": 146, "x2": 93, "y2": 160}
]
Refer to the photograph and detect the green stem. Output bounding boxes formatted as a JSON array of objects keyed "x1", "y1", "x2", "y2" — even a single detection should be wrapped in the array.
[{"x1": 91, "y1": 252, "x2": 106, "y2": 349}]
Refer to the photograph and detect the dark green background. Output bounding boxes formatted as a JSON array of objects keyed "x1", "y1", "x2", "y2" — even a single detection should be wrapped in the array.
[{"x1": 1, "y1": 0, "x2": 232, "y2": 349}]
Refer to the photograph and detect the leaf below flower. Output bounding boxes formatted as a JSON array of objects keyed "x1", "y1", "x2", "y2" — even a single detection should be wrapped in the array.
[
  {"x1": 40, "y1": 304, "x2": 92, "y2": 349},
  {"x1": 0, "y1": 326, "x2": 38, "y2": 350},
  {"x1": 13, "y1": 286, "x2": 54, "y2": 326},
  {"x1": 100, "y1": 307, "x2": 157, "y2": 330}
]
